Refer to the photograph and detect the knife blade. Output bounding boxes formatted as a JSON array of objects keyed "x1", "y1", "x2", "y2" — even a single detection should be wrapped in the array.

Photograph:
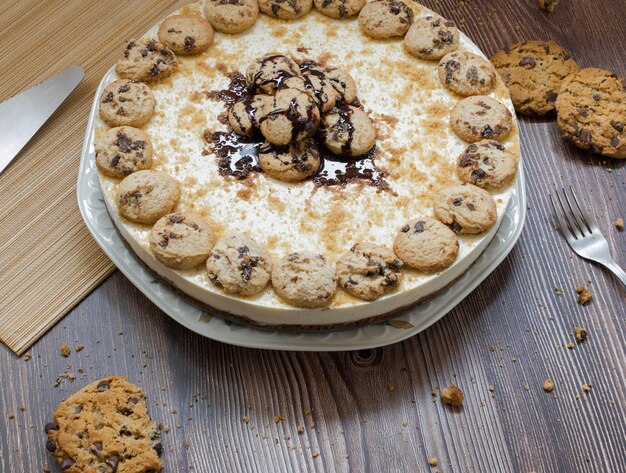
[{"x1": 0, "y1": 65, "x2": 84, "y2": 175}]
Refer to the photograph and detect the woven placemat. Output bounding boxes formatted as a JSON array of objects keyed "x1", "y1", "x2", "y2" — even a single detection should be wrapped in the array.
[{"x1": 0, "y1": 0, "x2": 188, "y2": 355}]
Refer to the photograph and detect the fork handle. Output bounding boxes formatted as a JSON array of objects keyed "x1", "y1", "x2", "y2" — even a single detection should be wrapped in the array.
[{"x1": 605, "y1": 260, "x2": 626, "y2": 288}]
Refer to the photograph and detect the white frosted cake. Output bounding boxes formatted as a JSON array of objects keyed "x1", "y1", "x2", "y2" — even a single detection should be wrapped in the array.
[{"x1": 94, "y1": 0, "x2": 520, "y2": 329}]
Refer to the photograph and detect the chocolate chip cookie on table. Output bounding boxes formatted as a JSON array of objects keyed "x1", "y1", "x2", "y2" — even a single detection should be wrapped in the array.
[
  {"x1": 44, "y1": 376, "x2": 163, "y2": 473},
  {"x1": 490, "y1": 40, "x2": 579, "y2": 116},
  {"x1": 556, "y1": 68, "x2": 626, "y2": 159}
]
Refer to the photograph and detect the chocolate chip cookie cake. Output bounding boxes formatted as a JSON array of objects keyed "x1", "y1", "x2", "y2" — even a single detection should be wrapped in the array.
[{"x1": 93, "y1": 0, "x2": 521, "y2": 329}]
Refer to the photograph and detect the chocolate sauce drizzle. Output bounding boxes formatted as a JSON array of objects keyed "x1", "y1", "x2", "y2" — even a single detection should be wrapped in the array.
[{"x1": 202, "y1": 63, "x2": 390, "y2": 190}]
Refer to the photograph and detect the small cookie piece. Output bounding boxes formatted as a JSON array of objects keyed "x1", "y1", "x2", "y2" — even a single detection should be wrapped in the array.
[
  {"x1": 336, "y1": 243, "x2": 403, "y2": 301},
  {"x1": 319, "y1": 105, "x2": 376, "y2": 157},
  {"x1": 207, "y1": 233, "x2": 273, "y2": 296},
  {"x1": 313, "y1": 0, "x2": 364, "y2": 18},
  {"x1": 228, "y1": 95, "x2": 273, "y2": 137},
  {"x1": 247, "y1": 54, "x2": 302, "y2": 95},
  {"x1": 433, "y1": 183, "x2": 497, "y2": 234},
  {"x1": 456, "y1": 140, "x2": 518, "y2": 189},
  {"x1": 393, "y1": 217, "x2": 459, "y2": 272},
  {"x1": 259, "y1": 139, "x2": 321, "y2": 181},
  {"x1": 44, "y1": 376, "x2": 163, "y2": 473},
  {"x1": 157, "y1": 15, "x2": 214, "y2": 55},
  {"x1": 556, "y1": 68, "x2": 626, "y2": 159},
  {"x1": 116, "y1": 37, "x2": 178, "y2": 82},
  {"x1": 260, "y1": 88, "x2": 320, "y2": 145},
  {"x1": 116, "y1": 170, "x2": 180, "y2": 224},
  {"x1": 403, "y1": 15, "x2": 459, "y2": 61},
  {"x1": 203, "y1": 0, "x2": 259, "y2": 33},
  {"x1": 438, "y1": 51, "x2": 496, "y2": 96},
  {"x1": 450, "y1": 95, "x2": 513, "y2": 143},
  {"x1": 538, "y1": 0, "x2": 559, "y2": 13},
  {"x1": 95, "y1": 126, "x2": 153, "y2": 177},
  {"x1": 441, "y1": 384, "x2": 464, "y2": 407},
  {"x1": 99, "y1": 80, "x2": 156, "y2": 128},
  {"x1": 490, "y1": 40, "x2": 579, "y2": 115},
  {"x1": 150, "y1": 212, "x2": 214, "y2": 269},
  {"x1": 258, "y1": 0, "x2": 312, "y2": 19},
  {"x1": 272, "y1": 252, "x2": 337, "y2": 308},
  {"x1": 358, "y1": 0, "x2": 414, "y2": 39}
]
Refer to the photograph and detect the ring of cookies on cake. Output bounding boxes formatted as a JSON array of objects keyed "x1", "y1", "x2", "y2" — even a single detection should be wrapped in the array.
[{"x1": 95, "y1": 0, "x2": 522, "y2": 309}]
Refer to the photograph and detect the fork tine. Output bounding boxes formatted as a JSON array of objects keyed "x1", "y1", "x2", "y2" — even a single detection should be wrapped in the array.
[
  {"x1": 568, "y1": 186, "x2": 597, "y2": 233},
  {"x1": 561, "y1": 187, "x2": 588, "y2": 237},
  {"x1": 550, "y1": 192, "x2": 576, "y2": 241},
  {"x1": 556, "y1": 188, "x2": 583, "y2": 239}
]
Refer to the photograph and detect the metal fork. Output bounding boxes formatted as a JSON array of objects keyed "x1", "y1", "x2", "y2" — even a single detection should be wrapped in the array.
[{"x1": 550, "y1": 186, "x2": 626, "y2": 288}]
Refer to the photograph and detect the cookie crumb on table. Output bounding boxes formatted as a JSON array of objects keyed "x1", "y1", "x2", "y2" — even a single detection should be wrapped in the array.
[
  {"x1": 615, "y1": 217, "x2": 624, "y2": 230},
  {"x1": 538, "y1": 0, "x2": 559, "y2": 13},
  {"x1": 442, "y1": 384, "x2": 464, "y2": 407},
  {"x1": 59, "y1": 344, "x2": 71, "y2": 357},
  {"x1": 567, "y1": 342, "x2": 575, "y2": 350},
  {"x1": 575, "y1": 327, "x2": 588, "y2": 342},
  {"x1": 23, "y1": 352, "x2": 31, "y2": 361},
  {"x1": 428, "y1": 457, "x2": 438, "y2": 466},
  {"x1": 543, "y1": 378, "x2": 555, "y2": 392},
  {"x1": 575, "y1": 285, "x2": 593, "y2": 305},
  {"x1": 75, "y1": 344, "x2": 84, "y2": 352}
]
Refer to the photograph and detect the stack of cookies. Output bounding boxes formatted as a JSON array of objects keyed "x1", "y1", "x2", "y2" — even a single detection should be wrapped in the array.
[
  {"x1": 227, "y1": 54, "x2": 376, "y2": 182},
  {"x1": 491, "y1": 40, "x2": 626, "y2": 159}
]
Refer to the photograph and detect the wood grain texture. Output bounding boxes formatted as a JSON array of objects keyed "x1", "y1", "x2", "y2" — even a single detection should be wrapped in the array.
[{"x1": 1, "y1": 0, "x2": 625, "y2": 472}]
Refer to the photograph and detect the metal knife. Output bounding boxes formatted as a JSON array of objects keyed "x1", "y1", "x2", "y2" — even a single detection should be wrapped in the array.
[{"x1": 0, "y1": 65, "x2": 84, "y2": 175}]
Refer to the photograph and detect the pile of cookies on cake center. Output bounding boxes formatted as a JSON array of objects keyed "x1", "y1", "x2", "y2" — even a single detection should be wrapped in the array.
[{"x1": 227, "y1": 54, "x2": 377, "y2": 182}]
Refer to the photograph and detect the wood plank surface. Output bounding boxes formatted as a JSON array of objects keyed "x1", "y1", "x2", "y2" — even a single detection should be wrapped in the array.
[{"x1": 1, "y1": 0, "x2": 625, "y2": 472}]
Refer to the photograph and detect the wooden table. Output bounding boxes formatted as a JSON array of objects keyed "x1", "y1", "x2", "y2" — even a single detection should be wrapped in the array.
[{"x1": 1, "y1": 1, "x2": 625, "y2": 471}]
